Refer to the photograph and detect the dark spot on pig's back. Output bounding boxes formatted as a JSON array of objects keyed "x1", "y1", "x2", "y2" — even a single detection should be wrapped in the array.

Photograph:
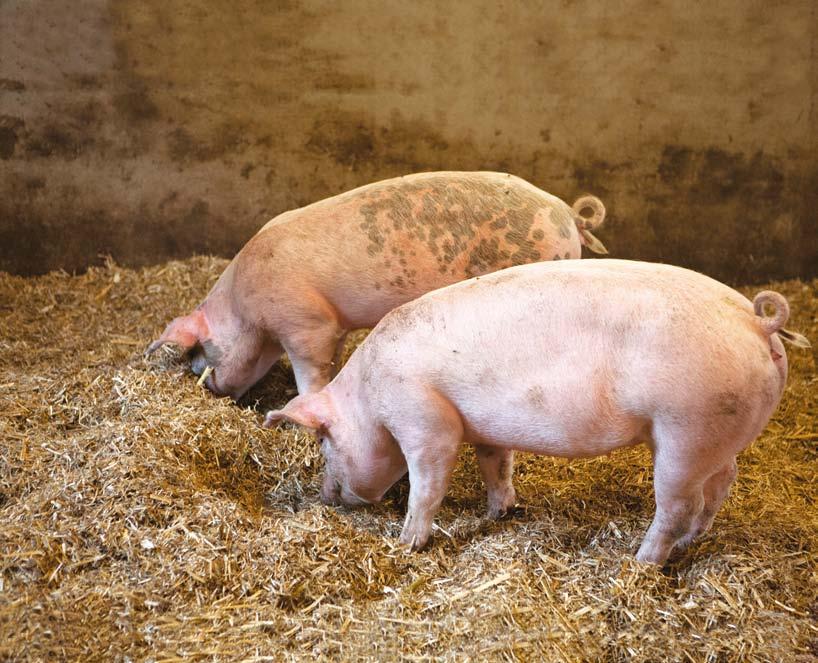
[
  {"x1": 508, "y1": 239, "x2": 542, "y2": 266},
  {"x1": 714, "y1": 391, "x2": 745, "y2": 417},
  {"x1": 355, "y1": 174, "x2": 550, "y2": 275},
  {"x1": 526, "y1": 385, "x2": 546, "y2": 408},
  {"x1": 375, "y1": 299, "x2": 435, "y2": 343},
  {"x1": 467, "y1": 237, "x2": 510, "y2": 275}
]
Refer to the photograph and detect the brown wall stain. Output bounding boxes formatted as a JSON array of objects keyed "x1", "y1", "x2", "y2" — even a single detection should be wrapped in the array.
[{"x1": 0, "y1": 0, "x2": 816, "y2": 284}]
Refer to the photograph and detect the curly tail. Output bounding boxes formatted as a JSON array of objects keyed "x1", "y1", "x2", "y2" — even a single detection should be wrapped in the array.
[
  {"x1": 571, "y1": 195, "x2": 608, "y2": 254},
  {"x1": 753, "y1": 291, "x2": 811, "y2": 348}
]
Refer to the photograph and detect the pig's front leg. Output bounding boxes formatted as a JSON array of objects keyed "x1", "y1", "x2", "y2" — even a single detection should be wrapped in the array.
[
  {"x1": 399, "y1": 447, "x2": 459, "y2": 550},
  {"x1": 474, "y1": 445, "x2": 517, "y2": 519},
  {"x1": 279, "y1": 302, "x2": 347, "y2": 394},
  {"x1": 286, "y1": 332, "x2": 348, "y2": 394},
  {"x1": 392, "y1": 393, "x2": 464, "y2": 551}
]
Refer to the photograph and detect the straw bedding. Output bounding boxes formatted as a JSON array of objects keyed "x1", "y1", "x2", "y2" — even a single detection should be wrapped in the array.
[{"x1": 0, "y1": 256, "x2": 816, "y2": 662}]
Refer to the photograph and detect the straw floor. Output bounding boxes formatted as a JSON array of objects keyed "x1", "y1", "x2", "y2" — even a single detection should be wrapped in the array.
[{"x1": 1, "y1": 257, "x2": 816, "y2": 661}]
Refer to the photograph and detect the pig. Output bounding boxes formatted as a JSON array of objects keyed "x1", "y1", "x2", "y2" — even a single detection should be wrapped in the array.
[
  {"x1": 262, "y1": 259, "x2": 810, "y2": 565},
  {"x1": 146, "y1": 172, "x2": 606, "y2": 399}
]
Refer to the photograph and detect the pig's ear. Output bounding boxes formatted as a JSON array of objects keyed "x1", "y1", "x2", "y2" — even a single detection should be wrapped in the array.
[
  {"x1": 145, "y1": 310, "x2": 210, "y2": 356},
  {"x1": 262, "y1": 392, "x2": 333, "y2": 431}
]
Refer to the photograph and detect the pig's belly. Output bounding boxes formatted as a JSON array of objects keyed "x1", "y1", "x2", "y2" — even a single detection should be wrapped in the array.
[
  {"x1": 331, "y1": 287, "x2": 427, "y2": 329},
  {"x1": 454, "y1": 388, "x2": 648, "y2": 459},
  {"x1": 325, "y1": 270, "x2": 462, "y2": 329}
]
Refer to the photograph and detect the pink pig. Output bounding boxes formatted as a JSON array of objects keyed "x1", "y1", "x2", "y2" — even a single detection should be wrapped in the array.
[
  {"x1": 263, "y1": 259, "x2": 810, "y2": 565},
  {"x1": 146, "y1": 172, "x2": 606, "y2": 399}
]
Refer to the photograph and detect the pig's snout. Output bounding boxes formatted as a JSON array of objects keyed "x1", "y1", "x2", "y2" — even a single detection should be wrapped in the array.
[
  {"x1": 196, "y1": 366, "x2": 242, "y2": 401},
  {"x1": 189, "y1": 358, "x2": 248, "y2": 400},
  {"x1": 340, "y1": 486, "x2": 373, "y2": 507},
  {"x1": 320, "y1": 472, "x2": 374, "y2": 507},
  {"x1": 320, "y1": 473, "x2": 342, "y2": 506},
  {"x1": 190, "y1": 352, "x2": 208, "y2": 376}
]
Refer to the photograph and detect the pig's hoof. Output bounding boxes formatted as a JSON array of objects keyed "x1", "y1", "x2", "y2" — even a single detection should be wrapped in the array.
[
  {"x1": 487, "y1": 489, "x2": 518, "y2": 520},
  {"x1": 319, "y1": 492, "x2": 342, "y2": 507},
  {"x1": 633, "y1": 550, "x2": 666, "y2": 566},
  {"x1": 398, "y1": 530, "x2": 429, "y2": 552},
  {"x1": 489, "y1": 503, "x2": 525, "y2": 520}
]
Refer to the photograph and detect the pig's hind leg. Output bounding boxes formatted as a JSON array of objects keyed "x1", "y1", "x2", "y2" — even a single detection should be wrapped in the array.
[
  {"x1": 636, "y1": 430, "x2": 712, "y2": 564},
  {"x1": 676, "y1": 458, "x2": 738, "y2": 549},
  {"x1": 390, "y1": 389, "x2": 464, "y2": 551},
  {"x1": 474, "y1": 445, "x2": 517, "y2": 519}
]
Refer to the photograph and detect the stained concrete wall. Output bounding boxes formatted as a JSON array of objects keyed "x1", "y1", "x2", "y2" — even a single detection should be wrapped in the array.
[{"x1": 1, "y1": 0, "x2": 816, "y2": 283}]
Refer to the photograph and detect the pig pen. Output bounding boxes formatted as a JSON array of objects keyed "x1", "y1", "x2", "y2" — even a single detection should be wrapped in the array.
[{"x1": 0, "y1": 256, "x2": 816, "y2": 662}]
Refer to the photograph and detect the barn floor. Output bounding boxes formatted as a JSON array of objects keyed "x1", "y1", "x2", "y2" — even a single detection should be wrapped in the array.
[{"x1": 1, "y1": 257, "x2": 816, "y2": 662}]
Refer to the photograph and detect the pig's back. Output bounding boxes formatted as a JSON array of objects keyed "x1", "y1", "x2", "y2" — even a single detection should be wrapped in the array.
[
  {"x1": 243, "y1": 172, "x2": 582, "y2": 327},
  {"x1": 372, "y1": 259, "x2": 756, "y2": 349},
  {"x1": 360, "y1": 259, "x2": 779, "y2": 456}
]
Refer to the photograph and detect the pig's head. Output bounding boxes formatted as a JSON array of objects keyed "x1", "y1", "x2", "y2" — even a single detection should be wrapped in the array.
[
  {"x1": 146, "y1": 303, "x2": 281, "y2": 401},
  {"x1": 263, "y1": 391, "x2": 406, "y2": 506}
]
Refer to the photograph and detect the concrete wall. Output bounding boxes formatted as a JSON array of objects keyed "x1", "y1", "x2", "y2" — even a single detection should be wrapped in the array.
[{"x1": 1, "y1": 0, "x2": 816, "y2": 284}]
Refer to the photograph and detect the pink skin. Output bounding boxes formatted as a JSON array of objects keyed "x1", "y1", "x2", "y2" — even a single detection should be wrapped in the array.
[
  {"x1": 263, "y1": 259, "x2": 808, "y2": 565},
  {"x1": 146, "y1": 172, "x2": 606, "y2": 399}
]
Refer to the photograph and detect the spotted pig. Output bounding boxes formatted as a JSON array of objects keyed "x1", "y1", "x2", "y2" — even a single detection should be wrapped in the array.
[{"x1": 147, "y1": 171, "x2": 607, "y2": 398}]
